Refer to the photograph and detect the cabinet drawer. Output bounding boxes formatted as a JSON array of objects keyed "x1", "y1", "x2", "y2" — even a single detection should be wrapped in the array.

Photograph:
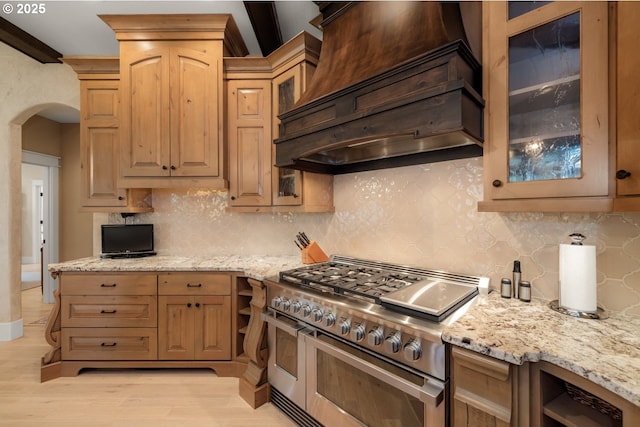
[
  {"x1": 61, "y1": 328, "x2": 157, "y2": 360},
  {"x1": 62, "y1": 273, "x2": 157, "y2": 295},
  {"x1": 61, "y1": 296, "x2": 157, "y2": 327},
  {"x1": 158, "y1": 273, "x2": 231, "y2": 295},
  {"x1": 452, "y1": 346, "x2": 513, "y2": 426}
]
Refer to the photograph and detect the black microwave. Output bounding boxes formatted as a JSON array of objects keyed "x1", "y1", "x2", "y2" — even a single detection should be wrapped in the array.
[{"x1": 100, "y1": 224, "x2": 156, "y2": 259}]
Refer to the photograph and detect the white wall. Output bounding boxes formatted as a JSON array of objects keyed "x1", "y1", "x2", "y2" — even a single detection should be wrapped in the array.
[{"x1": 0, "y1": 41, "x2": 79, "y2": 340}]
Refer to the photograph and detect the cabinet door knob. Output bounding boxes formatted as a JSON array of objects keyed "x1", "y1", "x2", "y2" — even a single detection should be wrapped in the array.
[
  {"x1": 195, "y1": 303, "x2": 201, "y2": 308},
  {"x1": 230, "y1": 196, "x2": 236, "y2": 201},
  {"x1": 170, "y1": 165, "x2": 176, "y2": 170},
  {"x1": 616, "y1": 169, "x2": 632, "y2": 180},
  {"x1": 187, "y1": 303, "x2": 192, "y2": 308},
  {"x1": 293, "y1": 193, "x2": 299, "y2": 198},
  {"x1": 492, "y1": 179, "x2": 503, "y2": 188},
  {"x1": 162, "y1": 165, "x2": 168, "y2": 170},
  {"x1": 118, "y1": 196, "x2": 124, "y2": 201}
]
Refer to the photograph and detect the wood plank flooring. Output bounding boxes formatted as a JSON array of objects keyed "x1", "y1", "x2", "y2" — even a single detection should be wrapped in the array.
[{"x1": 0, "y1": 288, "x2": 297, "y2": 427}]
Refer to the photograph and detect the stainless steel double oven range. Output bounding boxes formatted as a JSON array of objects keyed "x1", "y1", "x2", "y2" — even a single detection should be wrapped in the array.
[{"x1": 264, "y1": 255, "x2": 489, "y2": 427}]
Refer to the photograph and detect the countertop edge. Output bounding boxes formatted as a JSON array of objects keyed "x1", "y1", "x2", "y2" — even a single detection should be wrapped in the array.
[{"x1": 442, "y1": 293, "x2": 640, "y2": 408}]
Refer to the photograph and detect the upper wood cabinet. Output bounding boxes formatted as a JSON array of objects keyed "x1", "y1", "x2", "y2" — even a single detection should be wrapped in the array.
[
  {"x1": 100, "y1": 14, "x2": 248, "y2": 189},
  {"x1": 227, "y1": 65, "x2": 273, "y2": 207},
  {"x1": 479, "y1": 2, "x2": 611, "y2": 212},
  {"x1": 225, "y1": 32, "x2": 334, "y2": 213},
  {"x1": 613, "y1": 2, "x2": 640, "y2": 211},
  {"x1": 63, "y1": 57, "x2": 152, "y2": 213}
]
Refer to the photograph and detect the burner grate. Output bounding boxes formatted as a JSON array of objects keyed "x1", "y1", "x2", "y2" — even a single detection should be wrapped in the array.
[{"x1": 279, "y1": 260, "x2": 427, "y2": 302}]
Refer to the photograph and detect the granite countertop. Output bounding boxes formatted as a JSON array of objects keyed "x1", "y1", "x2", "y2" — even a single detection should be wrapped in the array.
[
  {"x1": 442, "y1": 291, "x2": 640, "y2": 407},
  {"x1": 48, "y1": 255, "x2": 302, "y2": 282},
  {"x1": 49, "y1": 256, "x2": 639, "y2": 407}
]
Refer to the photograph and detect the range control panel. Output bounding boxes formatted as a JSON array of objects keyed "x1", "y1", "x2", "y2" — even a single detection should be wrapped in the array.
[{"x1": 266, "y1": 280, "x2": 446, "y2": 380}]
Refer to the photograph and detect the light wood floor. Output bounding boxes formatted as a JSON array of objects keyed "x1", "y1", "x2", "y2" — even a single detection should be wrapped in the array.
[{"x1": 0, "y1": 288, "x2": 297, "y2": 427}]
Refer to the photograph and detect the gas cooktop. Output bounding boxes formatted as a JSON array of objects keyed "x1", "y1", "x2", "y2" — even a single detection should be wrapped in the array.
[{"x1": 278, "y1": 255, "x2": 489, "y2": 322}]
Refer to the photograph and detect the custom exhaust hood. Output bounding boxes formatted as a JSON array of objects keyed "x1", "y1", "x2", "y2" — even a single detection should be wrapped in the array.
[{"x1": 274, "y1": 1, "x2": 484, "y2": 175}]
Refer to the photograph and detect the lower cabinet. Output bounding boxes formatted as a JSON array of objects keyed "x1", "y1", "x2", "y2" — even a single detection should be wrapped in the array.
[
  {"x1": 451, "y1": 345, "x2": 639, "y2": 427},
  {"x1": 45, "y1": 271, "x2": 235, "y2": 372},
  {"x1": 451, "y1": 345, "x2": 532, "y2": 427},
  {"x1": 531, "y1": 362, "x2": 640, "y2": 427},
  {"x1": 158, "y1": 295, "x2": 231, "y2": 360},
  {"x1": 157, "y1": 272, "x2": 232, "y2": 360},
  {"x1": 451, "y1": 346, "x2": 521, "y2": 427}
]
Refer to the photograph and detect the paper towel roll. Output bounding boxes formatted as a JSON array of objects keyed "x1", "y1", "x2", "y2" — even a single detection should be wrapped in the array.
[{"x1": 559, "y1": 243, "x2": 597, "y2": 312}]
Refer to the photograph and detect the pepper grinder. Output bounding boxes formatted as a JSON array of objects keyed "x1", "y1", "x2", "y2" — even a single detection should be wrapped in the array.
[{"x1": 513, "y1": 260, "x2": 521, "y2": 299}]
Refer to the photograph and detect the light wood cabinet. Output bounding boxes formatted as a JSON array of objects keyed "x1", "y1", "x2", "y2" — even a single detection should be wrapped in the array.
[
  {"x1": 100, "y1": 14, "x2": 248, "y2": 189},
  {"x1": 42, "y1": 270, "x2": 269, "y2": 407},
  {"x1": 157, "y1": 273, "x2": 231, "y2": 360},
  {"x1": 531, "y1": 362, "x2": 640, "y2": 427},
  {"x1": 451, "y1": 346, "x2": 527, "y2": 427},
  {"x1": 479, "y1": 2, "x2": 611, "y2": 212},
  {"x1": 613, "y1": 2, "x2": 640, "y2": 210},
  {"x1": 62, "y1": 57, "x2": 152, "y2": 213},
  {"x1": 227, "y1": 75, "x2": 273, "y2": 207},
  {"x1": 225, "y1": 32, "x2": 334, "y2": 213},
  {"x1": 59, "y1": 273, "x2": 158, "y2": 361}
]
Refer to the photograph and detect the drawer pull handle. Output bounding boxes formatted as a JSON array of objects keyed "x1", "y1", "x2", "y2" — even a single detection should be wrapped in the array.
[
  {"x1": 187, "y1": 283, "x2": 203, "y2": 288},
  {"x1": 100, "y1": 310, "x2": 117, "y2": 314},
  {"x1": 100, "y1": 283, "x2": 117, "y2": 288},
  {"x1": 101, "y1": 342, "x2": 117, "y2": 347}
]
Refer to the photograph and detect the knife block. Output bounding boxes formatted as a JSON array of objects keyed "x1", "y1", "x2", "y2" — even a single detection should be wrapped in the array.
[{"x1": 301, "y1": 241, "x2": 329, "y2": 264}]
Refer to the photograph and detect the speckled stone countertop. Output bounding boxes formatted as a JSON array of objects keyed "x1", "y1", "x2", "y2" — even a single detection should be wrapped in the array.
[
  {"x1": 442, "y1": 291, "x2": 640, "y2": 407},
  {"x1": 48, "y1": 255, "x2": 302, "y2": 281},
  {"x1": 49, "y1": 257, "x2": 639, "y2": 407}
]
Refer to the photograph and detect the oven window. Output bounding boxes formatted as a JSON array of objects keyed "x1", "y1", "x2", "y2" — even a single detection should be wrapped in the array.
[
  {"x1": 275, "y1": 328, "x2": 298, "y2": 377},
  {"x1": 316, "y1": 349, "x2": 424, "y2": 427}
]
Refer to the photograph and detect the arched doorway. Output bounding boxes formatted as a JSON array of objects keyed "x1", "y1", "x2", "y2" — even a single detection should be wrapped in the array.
[
  {"x1": 0, "y1": 42, "x2": 80, "y2": 341},
  {"x1": 3, "y1": 103, "x2": 81, "y2": 341}
]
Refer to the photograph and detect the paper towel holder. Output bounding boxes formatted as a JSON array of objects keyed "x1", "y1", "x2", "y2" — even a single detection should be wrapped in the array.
[
  {"x1": 551, "y1": 232, "x2": 608, "y2": 320},
  {"x1": 549, "y1": 300, "x2": 608, "y2": 320}
]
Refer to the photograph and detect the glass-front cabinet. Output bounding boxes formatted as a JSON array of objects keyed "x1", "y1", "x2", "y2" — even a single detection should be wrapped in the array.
[
  {"x1": 272, "y1": 66, "x2": 304, "y2": 206},
  {"x1": 480, "y1": 1, "x2": 609, "y2": 210}
]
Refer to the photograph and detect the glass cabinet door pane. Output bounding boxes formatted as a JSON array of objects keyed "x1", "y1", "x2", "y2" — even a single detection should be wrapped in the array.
[
  {"x1": 277, "y1": 76, "x2": 298, "y2": 197},
  {"x1": 508, "y1": 12, "x2": 581, "y2": 183},
  {"x1": 508, "y1": 1, "x2": 552, "y2": 19}
]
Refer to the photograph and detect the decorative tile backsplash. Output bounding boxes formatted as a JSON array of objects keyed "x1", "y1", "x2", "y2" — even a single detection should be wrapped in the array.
[{"x1": 116, "y1": 157, "x2": 640, "y2": 316}]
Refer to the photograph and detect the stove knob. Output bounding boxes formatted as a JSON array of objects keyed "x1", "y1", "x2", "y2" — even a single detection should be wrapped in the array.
[
  {"x1": 301, "y1": 304, "x2": 312, "y2": 318},
  {"x1": 324, "y1": 313, "x2": 336, "y2": 327},
  {"x1": 350, "y1": 323, "x2": 366, "y2": 342},
  {"x1": 271, "y1": 296, "x2": 283, "y2": 308},
  {"x1": 282, "y1": 299, "x2": 291, "y2": 311},
  {"x1": 404, "y1": 339, "x2": 422, "y2": 362},
  {"x1": 338, "y1": 318, "x2": 351, "y2": 335},
  {"x1": 367, "y1": 327, "x2": 384, "y2": 346},
  {"x1": 292, "y1": 300, "x2": 302, "y2": 313},
  {"x1": 312, "y1": 307, "x2": 324, "y2": 323},
  {"x1": 384, "y1": 332, "x2": 402, "y2": 354}
]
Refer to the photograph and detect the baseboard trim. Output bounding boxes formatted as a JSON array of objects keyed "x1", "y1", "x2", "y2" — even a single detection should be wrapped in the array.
[{"x1": 0, "y1": 319, "x2": 24, "y2": 341}]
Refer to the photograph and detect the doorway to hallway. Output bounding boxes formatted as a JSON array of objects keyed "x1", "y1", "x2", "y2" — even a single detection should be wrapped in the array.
[{"x1": 21, "y1": 150, "x2": 59, "y2": 304}]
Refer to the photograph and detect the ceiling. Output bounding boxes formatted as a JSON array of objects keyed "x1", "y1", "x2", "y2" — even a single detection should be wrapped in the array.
[{"x1": 2, "y1": 0, "x2": 323, "y2": 123}]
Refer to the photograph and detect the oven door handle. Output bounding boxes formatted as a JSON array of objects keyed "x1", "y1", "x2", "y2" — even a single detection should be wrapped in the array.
[
  {"x1": 307, "y1": 334, "x2": 444, "y2": 405},
  {"x1": 262, "y1": 310, "x2": 306, "y2": 337}
]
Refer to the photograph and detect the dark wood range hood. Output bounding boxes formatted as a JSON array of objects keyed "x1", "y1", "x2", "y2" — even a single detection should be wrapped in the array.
[{"x1": 274, "y1": 1, "x2": 484, "y2": 175}]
